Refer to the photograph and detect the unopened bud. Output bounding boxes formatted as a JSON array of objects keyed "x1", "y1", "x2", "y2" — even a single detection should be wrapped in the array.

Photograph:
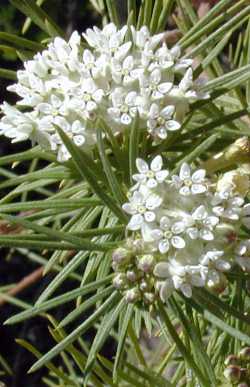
[
  {"x1": 239, "y1": 347, "x2": 250, "y2": 361},
  {"x1": 207, "y1": 273, "x2": 228, "y2": 294},
  {"x1": 217, "y1": 170, "x2": 250, "y2": 197},
  {"x1": 126, "y1": 270, "x2": 137, "y2": 282},
  {"x1": 131, "y1": 238, "x2": 144, "y2": 253},
  {"x1": 113, "y1": 273, "x2": 126, "y2": 289},
  {"x1": 224, "y1": 365, "x2": 241, "y2": 382},
  {"x1": 239, "y1": 368, "x2": 248, "y2": 381},
  {"x1": 112, "y1": 247, "x2": 131, "y2": 265},
  {"x1": 125, "y1": 288, "x2": 140, "y2": 303},
  {"x1": 137, "y1": 254, "x2": 155, "y2": 273},
  {"x1": 143, "y1": 292, "x2": 155, "y2": 304},
  {"x1": 225, "y1": 137, "x2": 250, "y2": 163},
  {"x1": 224, "y1": 354, "x2": 241, "y2": 366},
  {"x1": 139, "y1": 279, "x2": 148, "y2": 292}
]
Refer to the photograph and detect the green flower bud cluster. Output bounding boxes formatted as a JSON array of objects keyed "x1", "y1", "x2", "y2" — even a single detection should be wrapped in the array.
[
  {"x1": 112, "y1": 241, "x2": 157, "y2": 305},
  {"x1": 223, "y1": 347, "x2": 250, "y2": 386}
]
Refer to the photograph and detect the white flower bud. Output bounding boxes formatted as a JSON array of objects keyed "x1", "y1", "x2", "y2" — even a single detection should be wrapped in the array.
[
  {"x1": 217, "y1": 170, "x2": 250, "y2": 197},
  {"x1": 125, "y1": 288, "x2": 140, "y2": 303},
  {"x1": 139, "y1": 279, "x2": 148, "y2": 292},
  {"x1": 112, "y1": 247, "x2": 131, "y2": 264},
  {"x1": 113, "y1": 273, "x2": 126, "y2": 289},
  {"x1": 137, "y1": 254, "x2": 155, "y2": 273},
  {"x1": 126, "y1": 270, "x2": 137, "y2": 282}
]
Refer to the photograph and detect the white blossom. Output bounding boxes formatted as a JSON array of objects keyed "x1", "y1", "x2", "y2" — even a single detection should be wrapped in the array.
[
  {"x1": 123, "y1": 155, "x2": 250, "y2": 300},
  {"x1": 0, "y1": 25, "x2": 207, "y2": 160},
  {"x1": 172, "y1": 163, "x2": 207, "y2": 195},
  {"x1": 147, "y1": 104, "x2": 181, "y2": 140},
  {"x1": 132, "y1": 155, "x2": 169, "y2": 188}
]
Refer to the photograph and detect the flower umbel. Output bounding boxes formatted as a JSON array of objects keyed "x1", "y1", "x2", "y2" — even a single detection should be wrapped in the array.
[
  {"x1": 122, "y1": 155, "x2": 250, "y2": 300},
  {"x1": 0, "y1": 25, "x2": 207, "y2": 161}
]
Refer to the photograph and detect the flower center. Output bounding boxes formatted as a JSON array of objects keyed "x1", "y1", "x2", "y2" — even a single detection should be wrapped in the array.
[
  {"x1": 184, "y1": 178, "x2": 192, "y2": 187},
  {"x1": 83, "y1": 93, "x2": 92, "y2": 102},
  {"x1": 120, "y1": 104, "x2": 129, "y2": 113},
  {"x1": 137, "y1": 205, "x2": 146, "y2": 214},
  {"x1": 122, "y1": 69, "x2": 129, "y2": 76},
  {"x1": 146, "y1": 171, "x2": 154, "y2": 178},
  {"x1": 164, "y1": 230, "x2": 172, "y2": 239},
  {"x1": 157, "y1": 117, "x2": 165, "y2": 126}
]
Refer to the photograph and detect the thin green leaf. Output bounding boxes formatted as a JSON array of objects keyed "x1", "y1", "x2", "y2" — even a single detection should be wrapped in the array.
[
  {"x1": 16, "y1": 339, "x2": 77, "y2": 386},
  {"x1": 57, "y1": 126, "x2": 127, "y2": 223},
  {"x1": 0, "y1": 213, "x2": 111, "y2": 252},
  {"x1": 5, "y1": 277, "x2": 113, "y2": 325},
  {"x1": 97, "y1": 127, "x2": 126, "y2": 204},
  {"x1": 85, "y1": 297, "x2": 126, "y2": 372},
  {"x1": 58, "y1": 286, "x2": 114, "y2": 329},
  {"x1": 0, "y1": 32, "x2": 43, "y2": 50},
  {"x1": 0, "y1": 68, "x2": 17, "y2": 80},
  {"x1": 157, "y1": 302, "x2": 209, "y2": 387},
  {"x1": 113, "y1": 303, "x2": 134, "y2": 379},
  {"x1": 28, "y1": 292, "x2": 120, "y2": 373}
]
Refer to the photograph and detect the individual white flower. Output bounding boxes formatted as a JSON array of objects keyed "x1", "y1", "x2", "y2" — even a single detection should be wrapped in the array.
[
  {"x1": 122, "y1": 186, "x2": 162, "y2": 231},
  {"x1": 200, "y1": 250, "x2": 230, "y2": 288},
  {"x1": 235, "y1": 240, "x2": 250, "y2": 272},
  {"x1": 147, "y1": 103, "x2": 180, "y2": 140},
  {"x1": 155, "y1": 260, "x2": 204, "y2": 298},
  {"x1": 132, "y1": 155, "x2": 169, "y2": 188},
  {"x1": 139, "y1": 69, "x2": 173, "y2": 101},
  {"x1": 212, "y1": 193, "x2": 244, "y2": 220},
  {"x1": 144, "y1": 42, "x2": 174, "y2": 71},
  {"x1": 186, "y1": 205, "x2": 219, "y2": 241},
  {"x1": 111, "y1": 56, "x2": 141, "y2": 85},
  {"x1": 0, "y1": 103, "x2": 51, "y2": 147},
  {"x1": 241, "y1": 203, "x2": 250, "y2": 228},
  {"x1": 131, "y1": 26, "x2": 164, "y2": 51},
  {"x1": 83, "y1": 24, "x2": 130, "y2": 61},
  {"x1": 217, "y1": 170, "x2": 250, "y2": 198},
  {"x1": 150, "y1": 216, "x2": 186, "y2": 253},
  {"x1": 75, "y1": 78, "x2": 104, "y2": 114},
  {"x1": 108, "y1": 88, "x2": 138, "y2": 125},
  {"x1": 172, "y1": 163, "x2": 207, "y2": 195}
]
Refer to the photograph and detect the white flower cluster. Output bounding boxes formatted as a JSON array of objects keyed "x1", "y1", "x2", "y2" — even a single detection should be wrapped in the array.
[
  {"x1": 0, "y1": 24, "x2": 207, "y2": 161},
  {"x1": 122, "y1": 155, "x2": 250, "y2": 299}
]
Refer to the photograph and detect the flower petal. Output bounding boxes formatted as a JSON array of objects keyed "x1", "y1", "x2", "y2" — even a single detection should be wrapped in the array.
[
  {"x1": 192, "y1": 169, "x2": 206, "y2": 183},
  {"x1": 191, "y1": 184, "x2": 207, "y2": 194},
  {"x1": 150, "y1": 155, "x2": 162, "y2": 172},
  {"x1": 159, "y1": 239, "x2": 170, "y2": 254},
  {"x1": 171, "y1": 236, "x2": 185, "y2": 249},
  {"x1": 136, "y1": 158, "x2": 148, "y2": 173},
  {"x1": 179, "y1": 162, "x2": 190, "y2": 180},
  {"x1": 127, "y1": 214, "x2": 143, "y2": 230}
]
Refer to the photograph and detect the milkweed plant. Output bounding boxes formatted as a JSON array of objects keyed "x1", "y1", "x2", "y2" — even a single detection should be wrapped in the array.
[{"x1": 1, "y1": 0, "x2": 250, "y2": 386}]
